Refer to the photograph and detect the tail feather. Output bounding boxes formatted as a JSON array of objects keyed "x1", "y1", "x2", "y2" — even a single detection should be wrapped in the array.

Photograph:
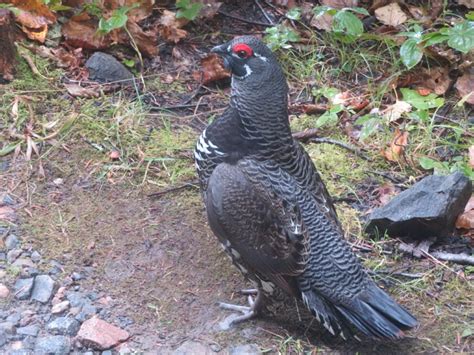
[{"x1": 303, "y1": 283, "x2": 417, "y2": 340}]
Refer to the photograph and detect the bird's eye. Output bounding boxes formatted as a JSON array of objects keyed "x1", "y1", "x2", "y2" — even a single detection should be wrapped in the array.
[{"x1": 232, "y1": 43, "x2": 253, "y2": 59}]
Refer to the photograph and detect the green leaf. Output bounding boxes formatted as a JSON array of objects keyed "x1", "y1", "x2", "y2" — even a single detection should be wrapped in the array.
[
  {"x1": 333, "y1": 10, "x2": 364, "y2": 37},
  {"x1": 422, "y1": 32, "x2": 449, "y2": 47},
  {"x1": 98, "y1": 5, "x2": 137, "y2": 33},
  {"x1": 356, "y1": 115, "x2": 380, "y2": 141},
  {"x1": 123, "y1": 59, "x2": 135, "y2": 68},
  {"x1": 445, "y1": 21, "x2": 474, "y2": 53},
  {"x1": 176, "y1": 0, "x2": 203, "y2": 20},
  {"x1": 286, "y1": 7, "x2": 301, "y2": 20},
  {"x1": 313, "y1": 6, "x2": 332, "y2": 17},
  {"x1": 315, "y1": 111, "x2": 338, "y2": 128},
  {"x1": 419, "y1": 157, "x2": 437, "y2": 170},
  {"x1": 466, "y1": 11, "x2": 474, "y2": 21},
  {"x1": 400, "y1": 39, "x2": 423, "y2": 69},
  {"x1": 401, "y1": 88, "x2": 444, "y2": 110},
  {"x1": 0, "y1": 143, "x2": 20, "y2": 157},
  {"x1": 347, "y1": 7, "x2": 370, "y2": 16}
]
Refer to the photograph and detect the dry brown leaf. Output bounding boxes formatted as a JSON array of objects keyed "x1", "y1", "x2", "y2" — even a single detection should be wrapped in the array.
[
  {"x1": 383, "y1": 129, "x2": 409, "y2": 161},
  {"x1": 62, "y1": 14, "x2": 112, "y2": 50},
  {"x1": 420, "y1": 67, "x2": 451, "y2": 95},
  {"x1": 456, "y1": 71, "x2": 474, "y2": 104},
  {"x1": 64, "y1": 83, "x2": 100, "y2": 98},
  {"x1": 469, "y1": 146, "x2": 474, "y2": 168},
  {"x1": 375, "y1": 3, "x2": 408, "y2": 27},
  {"x1": 310, "y1": 12, "x2": 333, "y2": 31},
  {"x1": 122, "y1": 21, "x2": 158, "y2": 57},
  {"x1": 407, "y1": 6, "x2": 430, "y2": 22},
  {"x1": 375, "y1": 182, "x2": 397, "y2": 206},
  {"x1": 321, "y1": 0, "x2": 358, "y2": 9},
  {"x1": 158, "y1": 10, "x2": 188, "y2": 43},
  {"x1": 199, "y1": 0, "x2": 222, "y2": 19},
  {"x1": 382, "y1": 101, "x2": 412, "y2": 121},
  {"x1": 200, "y1": 54, "x2": 230, "y2": 84},
  {"x1": 9, "y1": 0, "x2": 56, "y2": 42},
  {"x1": 458, "y1": 0, "x2": 474, "y2": 8},
  {"x1": 456, "y1": 195, "x2": 474, "y2": 230}
]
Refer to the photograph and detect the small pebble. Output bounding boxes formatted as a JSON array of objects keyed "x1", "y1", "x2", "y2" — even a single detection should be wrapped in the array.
[
  {"x1": 51, "y1": 300, "x2": 70, "y2": 315},
  {"x1": 7, "y1": 249, "x2": 22, "y2": 264},
  {"x1": 5, "y1": 234, "x2": 19, "y2": 250},
  {"x1": 30, "y1": 251, "x2": 41, "y2": 263},
  {"x1": 0, "y1": 284, "x2": 10, "y2": 298}
]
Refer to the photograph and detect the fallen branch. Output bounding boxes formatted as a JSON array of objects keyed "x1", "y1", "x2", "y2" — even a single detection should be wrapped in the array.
[
  {"x1": 148, "y1": 181, "x2": 199, "y2": 198},
  {"x1": 254, "y1": 0, "x2": 274, "y2": 25},
  {"x1": 292, "y1": 128, "x2": 318, "y2": 142},
  {"x1": 399, "y1": 242, "x2": 474, "y2": 266}
]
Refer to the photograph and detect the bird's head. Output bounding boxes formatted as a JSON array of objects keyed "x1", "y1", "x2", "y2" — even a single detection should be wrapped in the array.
[{"x1": 211, "y1": 36, "x2": 280, "y2": 84}]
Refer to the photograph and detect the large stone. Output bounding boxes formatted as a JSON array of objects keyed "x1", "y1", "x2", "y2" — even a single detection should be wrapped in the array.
[
  {"x1": 14, "y1": 278, "x2": 34, "y2": 300},
  {"x1": 173, "y1": 340, "x2": 214, "y2": 355},
  {"x1": 31, "y1": 275, "x2": 55, "y2": 303},
  {"x1": 47, "y1": 316, "x2": 80, "y2": 336},
  {"x1": 367, "y1": 172, "x2": 472, "y2": 239},
  {"x1": 85, "y1": 52, "x2": 133, "y2": 84},
  {"x1": 34, "y1": 336, "x2": 70, "y2": 355},
  {"x1": 77, "y1": 317, "x2": 129, "y2": 350}
]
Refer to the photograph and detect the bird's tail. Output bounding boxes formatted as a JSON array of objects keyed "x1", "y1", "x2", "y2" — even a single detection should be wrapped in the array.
[{"x1": 302, "y1": 283, "x2": 417, "y2": 340}]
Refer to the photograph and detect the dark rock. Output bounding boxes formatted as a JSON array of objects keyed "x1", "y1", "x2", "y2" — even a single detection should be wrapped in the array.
[
  {"x1": 47, "y1": 316, "x2": 80, "y2": 336},
  {"x1": 7, "y1": 249, "x2": 22, "y2": 263},
  {"x1": 228, "y1": 344, "x2": 262, "y2": 355},
  {"x1": 5, "y1": 234, "x2": 19, "y2": 250},
  {"x1": 30, "y1": 251, "x2": 41, "y2": 263},
  {"x1": 17, "y1": 325, "x2": 39, "y2": 337},
  {"x1": 31, "y1": 275, "x2": 55, "y2": 303},
  {"x1": 66, "y1": 291, "x2": 87, "y2": 308},
  {"x1": 34, "y1": 335, "x2": 70, "y2": 355},
  {"x1": 71, "y1": 272, "x2": 83, "y2": 281},
  {"x1": 367, "y1": 172, "x2": 472, "y2": 239},
  {"x1": 85, "y1": 52, "x2": 134, "y2": 84},
  {"x1": 75, "y1": 303, "x2": 97, "y2": 322},
  {"x1": 14, "y1": 278, "x2": 34, "y2": 300}
]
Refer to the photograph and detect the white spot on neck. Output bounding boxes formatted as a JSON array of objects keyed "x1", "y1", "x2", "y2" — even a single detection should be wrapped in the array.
[
  {"x1": 254, "y1": 52, "x2": 268, "y2": 62},
  {"x1": 234, "y1": 64, "x2": 252, "y2": 80}
]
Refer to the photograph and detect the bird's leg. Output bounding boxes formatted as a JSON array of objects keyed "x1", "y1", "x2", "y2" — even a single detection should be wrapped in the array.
[
  {"x1": 240, "y1": 288, "x2": 258, "y2": 295},
  {"x1": 218, "y1": 289, "x2": 264, "y2": 328}
]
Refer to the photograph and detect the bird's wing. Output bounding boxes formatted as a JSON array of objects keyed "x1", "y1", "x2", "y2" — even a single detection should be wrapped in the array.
[{"x1": 205, "y1": 159, "x2": 309, "y2": 295}]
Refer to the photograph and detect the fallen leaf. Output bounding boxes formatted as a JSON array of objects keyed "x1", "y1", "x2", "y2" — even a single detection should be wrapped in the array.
[
  {"x1": 0, "y1": 205, "x2": 16, "y2": 222},
  {"x1": 198, "y1": 0, "x2": 222, "y2": 19},
  {"x1": 120, "y1": 20, "x2": 158, "y2": 57},
  {"x1": 469, "y1": 146, "x2": 474, "y2": 168},
  {"x1": 10, "y1": 0, "x2": 56, "y2": 42},
  {"x1": 62, "y1": 14, "x2": 112, "y2": 50},
  {"x1": 456, "y1": 71, "x2": 474, "y2": 105},
  {"x1": 458, "y1": 0, "x2": 474, "y2": 9},
  {"x1": 310, "y1": 12, "x2": 333, "y2": 31},
  {"x1": 375, "y1": 3, "x2": 408, "y2": 26},
  {"x1": 291, "y1": 103, "x2": 329, "y2": 114},
  {"x1": 382, "y1": 100, "x2": 412, "y2": 121},
  {"x1": 456, "y1": 195, "x2": 474, "y2": 230},
  {"x1": 321, "y1": 0, "x2": 358, "y2": 9},
  {"x1": 200, "y1": 54, "x2": 230, "y2": 84},
  {"x1": 383, "y1": 129, "x2": 409, "y2": 161},
  {"x1": 375, "y1": 182, "x2": 398, "y2": 206},
  {"x1": 407, "y1": 6, "x2": 430, "y2": 23},
  {"x1": 64, "y1": 83, "x2": 100, "y2": 98},
  {"x1": 158, "y1": 10, "x2": 188, "y2": 43},
  {"x1": 420, "y1": 66, "x2": 452, "y2": 95},
  {"x1": 417, "y1": 88, "x2": 432, "y2": 96}
]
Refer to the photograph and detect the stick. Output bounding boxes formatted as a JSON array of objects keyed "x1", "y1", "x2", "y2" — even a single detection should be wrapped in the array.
[
  {"x1": 217, "y1": 9, "x2": 274, "y2": 27},
  {"x1": 399, "y1": 242, "x2": 474, "y2": 266},
  {"x1": 254, "y1": 0, "x2": 274, "y2": 25},
  {"x1": 148, "y1": 181, "x2": 199, "y2": 198},
  {"x1": 292, "y1": 128, "x2": 318, "y2": 142},
  {"x1": 307, "y1": 137, "x2": 372, "y2": 161}
]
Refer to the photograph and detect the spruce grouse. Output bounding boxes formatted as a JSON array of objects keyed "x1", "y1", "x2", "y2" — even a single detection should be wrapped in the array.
[{"x1": 194, "y1": 36, "x2": 417, "y2": 339}]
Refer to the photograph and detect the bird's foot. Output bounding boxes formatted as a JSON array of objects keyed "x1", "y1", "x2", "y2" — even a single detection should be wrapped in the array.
[
  {"x1": 400, "y1": 238, "x2": 436, "y2": 258},
  {"x1": 218, "y1": 290, "x2": 263, "y2": 330}
]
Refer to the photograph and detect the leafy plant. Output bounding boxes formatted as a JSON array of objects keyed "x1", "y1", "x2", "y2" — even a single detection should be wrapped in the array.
[
  {"x1": 399, "y1": 20, "x2": 474, "y2": 68},
  {"x1": 97, "y1": 4, "x2": 138, "y2": 34},
  {"x1": 355, "y1": 113, "x2": 381, "y2": 141},
  {"x1": 313, "y1": 6, "x2": 369, "y2": 43},
  {"x1": 419, "y1": 156, "x2": 473, "y2": 179},
  {"x1": 265, "y1": 25, "x2": 300, "y2": 50},
  {"x1": 176, "y1": 0, "x2": 203, "y2": 21}
]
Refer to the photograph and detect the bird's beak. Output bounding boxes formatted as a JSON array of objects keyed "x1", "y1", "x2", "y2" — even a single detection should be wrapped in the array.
[{"x1": 211, "y1": 43, "x2": 231, "y2": 69}]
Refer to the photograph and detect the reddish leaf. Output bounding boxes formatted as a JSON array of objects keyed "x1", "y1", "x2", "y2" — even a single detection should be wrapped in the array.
[
  {"x1": 10, "y1": 0, "x2": 56, "y2": 43},
  {"x1": 200, "y1": 54, "x2": 230, "y2": 84},
  {"x1": 456, "y1": 196, "x2": 474, "y2": 230},
  {"x1": 158, "y1": 10, "x2": 188, "y2": 43},
  {"x1": 383, "y1": 129, "x2": 409, "y2": 162}
]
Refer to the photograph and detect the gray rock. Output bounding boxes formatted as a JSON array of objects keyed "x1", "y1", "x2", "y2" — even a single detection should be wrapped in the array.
[
  {"x1": 17, "y1": 324, "x2": 40, "y2": 337},
  {"x1": 228, "y1": 344, "x2": 262, "y2": 355},
  {"x1": 5, "y1": 234, "x2": 19, "y2": 250},
  {"x1": 14, "y1": 278, "x2": 34, "y2": 300},
  {"x1": 30, "y1": 251, "x2": 41, "y2": 263},
  {"x1": 48, "y1": 261, "x2": 63, "y2": 275},
  {"x1": 367, "y1": 172, "x2": 472, "y2": 239},
  {"x1": 86, "y1": 52, "x2": 134, "y2": 84},
  {"x1": 66, "y1": 291, "x2": 86, "y2": 308},
  {"x1": 0, "y1": 330, "x2": 6, "y2": 346},
  {"x1": 173, "y1": 340, "x2": 213, "y2": 355},
  {"x1": 0, "y1": 321, "x2": 16, "y2": 334},
  {"x1": 31, "y1": 275, "x2": 55, "y2": 303},
  {"x1": 7, "y1": 312, "x2": 21, "y2": 325},
  {"x1": 102, "y1": 351, "x2": 113, "y2": 355},
  {"x1": 71, "y1": 272, "x2": 83, "y2": 281},
  {"x1": 7, "y1": 249, "x2": 22, "y2": 263},
  {"x1": 1, "y1": 193, "x2": 15, "y2": 205},
  {"x1": 9, "y1": 350, "x2": 33, "y2": 355},
  {"x1": 0, "y1": 252, "x2": 6, "y2": 261},
  {"x1": 75, "y1": 303, "x2": 97, "y2": 322},
  {"x1": 34, "y1": 336, "x2": 70, "y2": 355},
  {"x1": 47, "y1": 316, "x2": 80, "y2": 336},
  {"x1": 12, "y1": 258, "x2": 35, "y2": 268}
]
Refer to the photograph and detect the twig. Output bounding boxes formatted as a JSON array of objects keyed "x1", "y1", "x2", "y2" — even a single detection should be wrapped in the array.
[
  {"x1": 148, "y1": 181, "x2": 199, "y2": 198},
  {"x1": 217, "y1": 9, "x2": 274, "y2": 27},
  {"x1": 254, "y1": 0, "x2": 274, "y2": 25},
  {"x1": 292, "y1": 128, "x2": 318, "y2": 142},
  {"x1": 366, "y1": 170, "x2": 406, "y2": 184},
  {"x1": 150, "y1": 103, "x2": 209, "y2": 111},
  {"x1": 430, "y1": 251, "x2": 474, "y2": 266},
  {"x1": 307, "y1": 137, "x2": 372, "y2": 161}
]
